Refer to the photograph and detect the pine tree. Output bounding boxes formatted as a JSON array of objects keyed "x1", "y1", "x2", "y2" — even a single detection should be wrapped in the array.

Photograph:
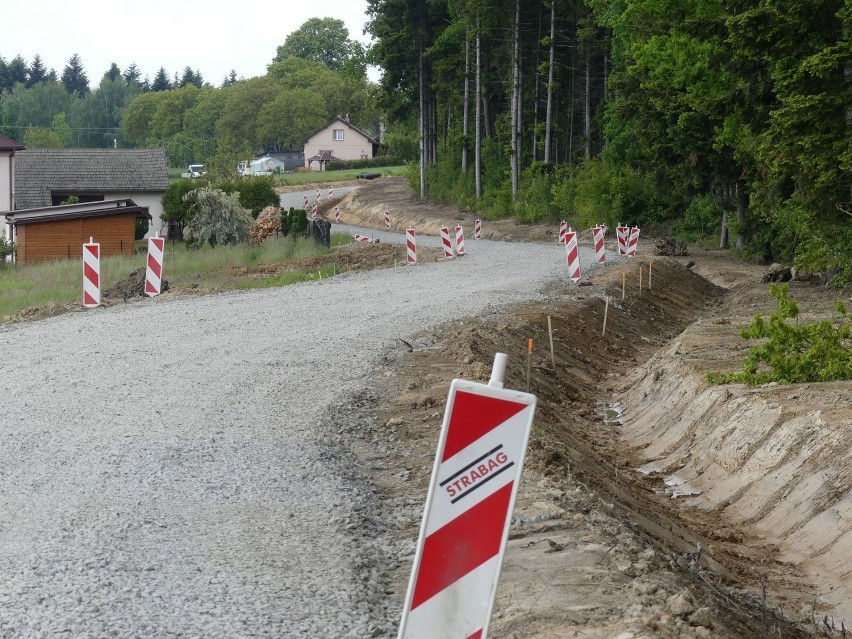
[
  {"x1": 27, "y1": 55, "x2": 48, "y2": 87},
  {"x1": 61, "y1": 53, "x2": 89, "y2": 96},
  {"x1": 151, "y1": 67, "x2": 172, "y2": 92},
  {"x1": 123, "y1": 63, "x2": 142, "y2": 87}
]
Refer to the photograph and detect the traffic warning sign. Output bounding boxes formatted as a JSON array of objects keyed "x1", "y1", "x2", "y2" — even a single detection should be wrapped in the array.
[{"x1": 398, "y1": 354, "x2": 537, "y2": 639}]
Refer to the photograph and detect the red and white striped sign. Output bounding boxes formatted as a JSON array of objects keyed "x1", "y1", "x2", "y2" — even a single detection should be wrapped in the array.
[
  {"x1": 616, "y1": 225, "x2": 629, "y2": 255},
  {"x1": 455, "y1": 225, "x2": 466, "y2": 256},
  {"x1": 385, "y1": 211, "x2": 392, "y2": 228},
  {"x1": 304, "y1": 195, "x2": 309, "y2": 209},
  {"x1": 406, "y1": 228, "x2": 416, "y2": 264},
  {"x1": 82, "y1": 239, "x2": 100, "y2": 307},
  {"x1": 329, "y1": 186, "x2": 334, "y2": 200},
  {"x1": 440, "y1": 226, "x2": 454, "y2": 259},
  {"x1": 312, "y1": 203, "x2": 318, "y2": 220},
  {"x1": 475, "y1": 218, "x2": 482, "y2": 240},
  {"x1": 626, "y1": 226, "x2": 641, "y2": 257},
  {"x1": 145, "y1": 236, "x2": 165, "y2": 296},
  {"x1": 316, "y1": 188, "x2": 321, "y2": 202},
  {"x1": 564, "y1": 228, "x2": 581, "y2": 282},
  {"x1": 398, "y1": 359, "x2": 537, "y2": 639},
  {"x1": 593, "y1": 226, "x2": 606, "y2": 264},
  {"x1": 335, "y1": 206, "x2": 340, "y2": 223},
  {"x1": 353, "y1": 234, "x2": 373, "y2": 243},
  {"x1": 559, "y1": 220, "x2": 567, "y2": 244}
]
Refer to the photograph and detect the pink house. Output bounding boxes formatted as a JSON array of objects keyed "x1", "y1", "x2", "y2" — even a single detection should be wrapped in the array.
[{"x1": 304, "y1": 116, "x2": 381, "y2": 171}]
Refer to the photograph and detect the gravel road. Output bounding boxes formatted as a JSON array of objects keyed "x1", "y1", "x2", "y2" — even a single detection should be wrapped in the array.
[
  {"x1": 279, "y1": 187, "x2": 358, "y2": 211},
  {"x1": 0, "y1": 234, "x2": 616, "y2": 637}
]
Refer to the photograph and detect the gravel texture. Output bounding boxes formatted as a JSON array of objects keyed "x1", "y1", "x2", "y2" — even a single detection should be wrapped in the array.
[{"x1": 0, "y1": 232, "x2": 617, "y2": 637}]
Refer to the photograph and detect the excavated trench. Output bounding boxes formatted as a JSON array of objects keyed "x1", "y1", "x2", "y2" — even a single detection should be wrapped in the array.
[{"x1": 371, "y1": 254, "x2": 849, "y2": 638}]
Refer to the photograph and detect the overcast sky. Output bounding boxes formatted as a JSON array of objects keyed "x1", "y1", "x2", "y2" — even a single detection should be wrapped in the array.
[{"x1": 2, "y1": 0, "x2": 376, "y2": 86}]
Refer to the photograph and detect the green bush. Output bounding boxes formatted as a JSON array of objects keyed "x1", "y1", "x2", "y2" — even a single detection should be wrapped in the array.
[
  {"x1": 183, "y1": 186, "x2": 254, "y2": 248},
  {"x1": 708, "y1": 284, "x2": 852, "y2": 385},
  {"x1": 281, "y1": 208, "x2": 308, "y2": 236},
  {"x1": 217, "y1": 176, "x2": 279, "y2": 218}
]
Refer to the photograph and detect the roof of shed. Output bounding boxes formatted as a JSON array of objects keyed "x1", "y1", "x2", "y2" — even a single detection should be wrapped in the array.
[
  {"x1": 14, "y1": 148, "x2": 169, "y2": 209},
  {"x1": 0, "y1": 133, "x2": 25, "y2": 150},
  {"x1": 5, "y1": 198, "x2": 151, "y2": 226}
]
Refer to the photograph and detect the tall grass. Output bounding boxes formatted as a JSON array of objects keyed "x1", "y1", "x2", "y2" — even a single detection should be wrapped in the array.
[{"x1": 0, "y1": 235, "x2": 344, "y2": 321}]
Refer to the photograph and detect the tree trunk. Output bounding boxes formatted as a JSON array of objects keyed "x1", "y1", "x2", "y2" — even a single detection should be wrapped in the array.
[
  {"x1": 735, "y1": 179, "x2": 747, "y2": 251},
  {"x1": 584, "y1": 43, "x2": 591, "y2": 160},
  {"x1": 568, "y1": 43, "x2": 575, "y2": 164},
  {"x1": 462, "y1": 33, "x2": 470, "y2": 172},
  {"x1": 419, "y1": 34, "x2": 427, "y2": 199},
  {"x1": 544, "y1": 0, "x2": 556, "y2": 163},
  {"x1": 510, "y1": 0, "x2": 520, "y2": 200},
  {"x1": 475, "y1": 23, "x2": 482, "y2": 200}
]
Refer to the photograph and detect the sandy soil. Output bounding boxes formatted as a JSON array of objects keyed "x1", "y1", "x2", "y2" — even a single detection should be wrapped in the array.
[{"x1": 338, "y1": 177, "x2": 852, "y2": 638}]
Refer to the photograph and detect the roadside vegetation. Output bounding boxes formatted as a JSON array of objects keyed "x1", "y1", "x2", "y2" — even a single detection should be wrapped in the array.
[
  {"x1": 0, "y1": 233, "x2": 349, "y2": 321},
  {"x1": 708, "y1": 284, "x2": 852, "y2": 386}
]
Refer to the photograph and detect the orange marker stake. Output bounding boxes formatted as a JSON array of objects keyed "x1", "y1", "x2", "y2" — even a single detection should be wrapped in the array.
[{"x1": 526, "y1": 338, "x2": 533, "y2": 391}]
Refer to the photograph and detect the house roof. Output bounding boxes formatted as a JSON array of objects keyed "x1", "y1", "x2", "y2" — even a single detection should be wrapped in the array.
[
  {"x1": 306, "y1": 152, "x2": 342, "y2": 162},
  {"x1": 5, "y1": 198, "x2": 151, "y2": 226},
  {"x1": 0, "y1": 133, "x2": 25, "y2": 151},
  {"x1": 14, "y1": 148, "x2": 169, "y2": 210},
  {"x1": 304, "y1": 116, "x2": 381, "y2": 146}
]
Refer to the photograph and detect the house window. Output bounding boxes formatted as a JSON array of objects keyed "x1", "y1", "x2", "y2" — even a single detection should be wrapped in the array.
[{"x1": 333, "y1": 129, "x2": 344, "y2": 141}]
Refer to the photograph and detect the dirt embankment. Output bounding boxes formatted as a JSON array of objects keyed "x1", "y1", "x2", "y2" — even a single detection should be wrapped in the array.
[{"x1": 343, "y1": 177, "x2": 852, "y2": 637}]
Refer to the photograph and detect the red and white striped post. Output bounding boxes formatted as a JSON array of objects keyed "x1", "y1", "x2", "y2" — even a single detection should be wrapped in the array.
[
  {"x1": 626, "y1": 226, "x2": 641, "y2": 257},
  {"x1": 406, "y1": 228, "x2": 417, "y2": 264},
  {"x1": 559, "y1": 220, "x2": 567, "y2": 244},
  {"x1": 304, "y1": 195, "x2": 310, "y2": 209},
  {"x1": 475, "y1": 218, "x2": 482, "y2": 240},
  {"x1": 398, "y1": 353, "x2": 537, "y2": 639},
  {"x1": 440, "y1": 226, "x2": 454, "y2": 259},
  {"x1": 593, "y1": 226, "x2": 606, "y2": 264},
  {"x1": 328, "y1": 186, "x2": 334, "y2": 200},
  {"x1": 564, "y1": 228, "x2": 581, "y2": 282},
  {"x1": 455, "y1": 225, "x2": 466, "y2": 256},
  {"x1": 312, "y1": 203, "x2": 318, "y2": 220},
  {"x1": 316, "y1": 188, "x2": 321, "y2": 202},
  {"x1": 82, "y1": 237, "x2": 100, "y2": 307},
  {"x1": 145, "y1": 235, "x2": 165, "y2": 296},
  {"x1": 335, "y1": 206, "x2": 340, "y2": 223},
  {"x1": 385, "y1": 211, "x2": 392, "y2": 228},
  {"x1": 616, "y1": 224, "x2": 629, "y2": 256},
  {"x1": 353, "y1": 233, "x2": 373, "y2": 243}
]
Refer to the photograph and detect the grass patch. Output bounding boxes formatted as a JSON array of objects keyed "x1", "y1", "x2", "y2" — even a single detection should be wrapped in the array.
[{"x1": 0, "y1": 235, "x2": 346, "y2": 321}]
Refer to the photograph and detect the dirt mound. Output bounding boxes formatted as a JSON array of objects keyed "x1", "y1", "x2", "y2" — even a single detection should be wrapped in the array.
[
  {"x1": 335, "y1": 176, "x2": 558, "y2": 243},
  {"x1": 103, "y1": 268, "x2": 170, "y2": 299}
]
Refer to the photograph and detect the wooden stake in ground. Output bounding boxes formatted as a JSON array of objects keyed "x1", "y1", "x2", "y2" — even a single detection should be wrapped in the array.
[
  {"x1": 526, "y1": 338, "x2": 533, "y2": 392},
  {"x1": 547, "y1": 316, "x2": 555, "y2": 370},
  {"x1": 648, "y1": 261, "x2": 653, "y2": 290},
  {"x1": 622, "y1": 271, "x2": 626, "y2": 301},
  {"x1": 602, "y1": 296, "x2": 610, "y2": 338},
  {"x1": 639, "y1": 266, "x2": 643, "y2": 296}
]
